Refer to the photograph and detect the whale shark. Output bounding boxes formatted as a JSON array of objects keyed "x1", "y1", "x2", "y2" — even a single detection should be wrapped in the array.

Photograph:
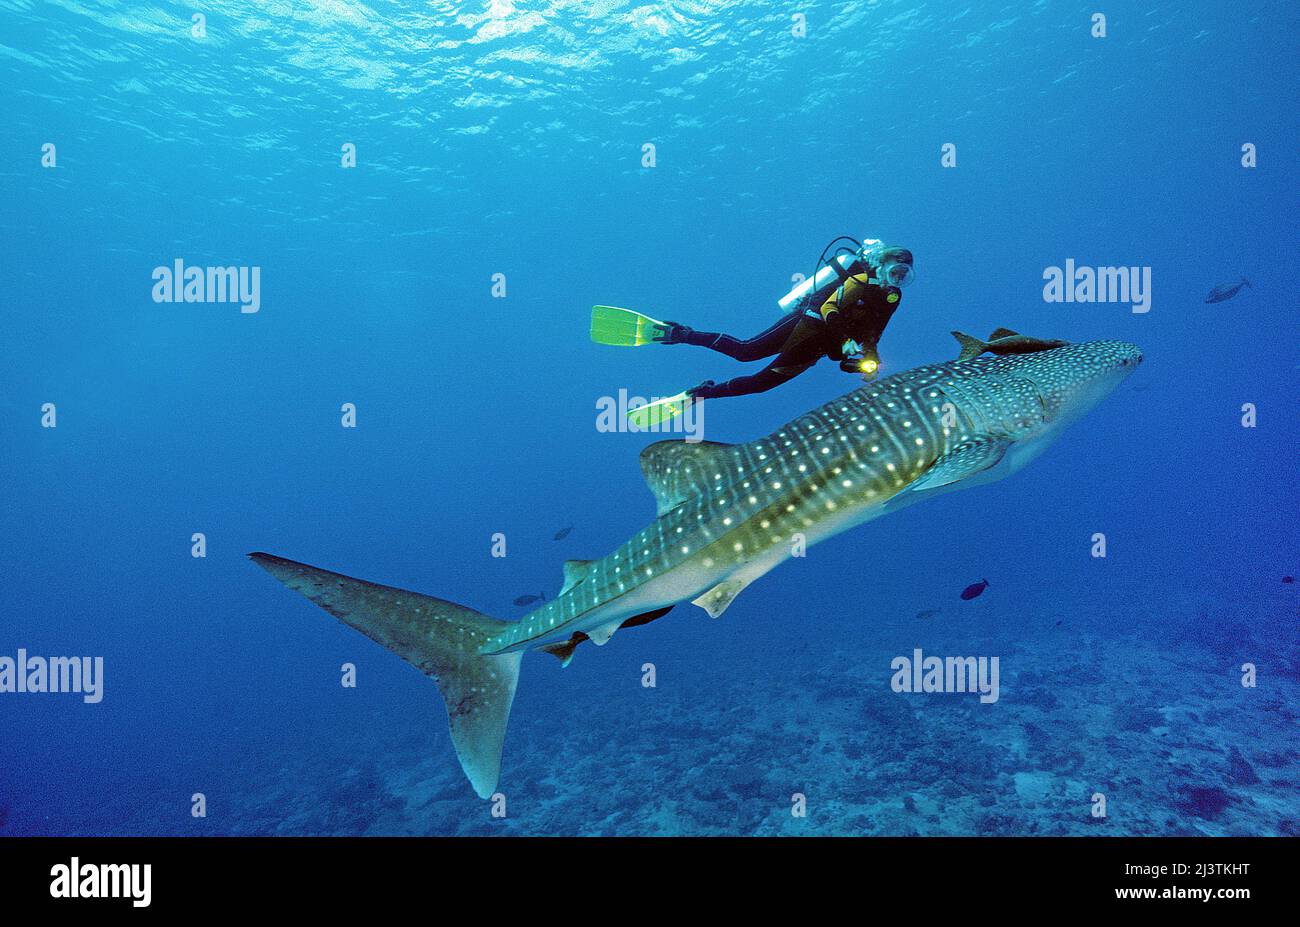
[{"x1": 250, "y1": 338, "x2": 1142, "y2": 798}]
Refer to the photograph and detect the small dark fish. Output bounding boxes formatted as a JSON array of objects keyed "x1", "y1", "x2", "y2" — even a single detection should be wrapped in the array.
[
  {"x1": 1283, "y1": 576, "x2": 1295, "y2": 584},
  {"x1": 960, "y1": 578, "x2": 990, "y2": 601},
  {"x1": 513, "y1": 592, "x2": 547, "y2": 606},
  {"x1": 914, "y1": 608, "x2": 941, "y2": 620},
  {"x1": 1204, "y1": 277, "x2": 1250, "y2": 303},
  {"x1": 553, "y1": 525, "x2": 574, "y2": 541},
  {"x1": 1054, "y1": 620, "x2": 1063, "y2": 627}
]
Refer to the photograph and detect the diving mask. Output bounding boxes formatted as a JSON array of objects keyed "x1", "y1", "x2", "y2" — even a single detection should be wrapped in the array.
[
  {"x1": 862, "y1": 243, "x2": 915, "y2": 289},
  {"x1": 878, "y1": 260, "x2": 915, "y2": 288}
]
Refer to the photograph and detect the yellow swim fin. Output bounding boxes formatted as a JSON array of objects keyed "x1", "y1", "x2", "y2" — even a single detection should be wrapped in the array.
[
  {"x1": 627, "y1": 391, "x2": 691, "y2": 429},
  {"x1": 590, "y1": 305, "x2": 673, "y2": 347}
]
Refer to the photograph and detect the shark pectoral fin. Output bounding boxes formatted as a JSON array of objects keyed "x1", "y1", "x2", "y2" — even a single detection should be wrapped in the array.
[
  {"x1": 640, "y1": 439, "x2": 738, "y2": 516},
  {"x1": 950, "y1": 330, "x2": 987, "y2": 361},
  {"x1": 560, "y1": 559, "x2": 594, "y2": 595},
  {"x1": 691, "y1": 576, "x2": 752, "y2": 619},
  {"x1": 908, "y1": 436, "x2": 1012, "y2": 493}
]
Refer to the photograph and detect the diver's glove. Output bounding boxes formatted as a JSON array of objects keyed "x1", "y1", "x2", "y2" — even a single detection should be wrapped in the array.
[{"x1": 687, "y1": 379, "x2": 718, "y2": 400}]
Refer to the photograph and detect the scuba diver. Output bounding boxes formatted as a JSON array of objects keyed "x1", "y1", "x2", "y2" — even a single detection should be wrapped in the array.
[{"x1": 590, "y1": 237, "x2": 915, "y2": 426}]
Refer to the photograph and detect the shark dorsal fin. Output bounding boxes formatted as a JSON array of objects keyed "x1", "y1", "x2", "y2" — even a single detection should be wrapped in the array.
[
  {"x1": 988, "y1": 327, "x2": 1020, "y2": 340},
  {"x1": 639, "y1": 440, "x2": 737, "y2": 516},
  {"x1": 560, "y1": 559, "x2": 594, "y2": 594}
]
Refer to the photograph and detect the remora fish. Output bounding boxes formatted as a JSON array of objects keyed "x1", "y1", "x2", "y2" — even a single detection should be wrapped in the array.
[
  {"x1": 250, "y1": 339, "x2": 1142, "y2": 797},
  {"x1": 951, "y1": 328, "x2": 1071, "y2": 361}
]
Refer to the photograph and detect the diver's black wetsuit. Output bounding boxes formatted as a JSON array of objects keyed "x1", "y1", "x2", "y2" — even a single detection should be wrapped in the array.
[{"x1": 685, "y1": 273, "x2": 901, "y2": 399}]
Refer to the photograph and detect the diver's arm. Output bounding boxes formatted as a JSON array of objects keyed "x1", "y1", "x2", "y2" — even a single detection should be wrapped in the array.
[
  {"x1": 818, "y1": 284, "x2": 843, "y2": 322},
  {"x1": 818, "y1": 273, "x2": 871, "y2": 332}
]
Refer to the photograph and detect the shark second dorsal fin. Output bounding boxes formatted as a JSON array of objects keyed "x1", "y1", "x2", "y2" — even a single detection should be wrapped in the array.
[
  {"x1": 988, "y1": 327, "x2": 1020, "y2": 340},
  {"x1": 560, "y1": 559, "x2": 594, "y2": 594},
  {"x1": 639, "y1": 440, "x2": 737, "y2": 515}
]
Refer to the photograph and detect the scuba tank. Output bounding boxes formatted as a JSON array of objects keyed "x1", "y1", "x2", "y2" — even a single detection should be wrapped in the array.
[{"x1": 776, "y1": 237, "x2": 881, "y2": 315}]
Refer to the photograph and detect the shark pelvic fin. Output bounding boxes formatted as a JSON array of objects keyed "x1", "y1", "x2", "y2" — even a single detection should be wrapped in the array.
[
  {"x1": 560, "y1": 559, "x2": 594, "y2": 594},
  {"x1": 248, "y1": 552, "x2": 521, "y2": 800},
  {"x1": 587, "y1": 619, "x2": 622, "y2": 646},
  {"x1": 988, "y1": 327, "x2": 1020, "y2": 340},
  {"x1": 908, "y1": 436, "x2": 1011, "y2": 493},
  {"x1": 692, "y1": 576, "x2": 753, "y2": 619},
  {"x1": 639, "y1": 439, "x2": 738, "y2": 516},
  {"x1": 951, "y1": 330, "x2": 988, "y2": 361}
]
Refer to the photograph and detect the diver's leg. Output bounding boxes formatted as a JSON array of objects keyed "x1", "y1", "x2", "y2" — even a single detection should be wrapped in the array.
[
  {"x1": 691, "y1": 331, "x2": 824, "y2": 399},
  {"x1": 678, "y1": 312, "x2": 800, "y2": 362},
  {"x1": 693, "y1": 358, "x2": 816, "y2": 399}
]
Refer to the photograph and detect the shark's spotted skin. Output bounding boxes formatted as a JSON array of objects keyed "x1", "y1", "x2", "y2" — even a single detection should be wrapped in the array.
[
  {"x1": 251, "y1": 339, "x2": 1141, "y2": 797},
  {"x1": 484, "y1": 341, "x2": 1143, "y2": 654}
]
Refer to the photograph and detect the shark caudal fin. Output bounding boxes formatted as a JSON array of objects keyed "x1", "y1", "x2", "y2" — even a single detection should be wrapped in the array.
[{"x1": 249, "y1": 552, "x2": 521, "y2": 799}]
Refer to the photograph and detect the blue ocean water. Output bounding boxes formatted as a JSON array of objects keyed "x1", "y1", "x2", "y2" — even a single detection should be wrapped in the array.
[{"x1": 1, "y1": 1, "x2": 1296, "y2": 836}]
